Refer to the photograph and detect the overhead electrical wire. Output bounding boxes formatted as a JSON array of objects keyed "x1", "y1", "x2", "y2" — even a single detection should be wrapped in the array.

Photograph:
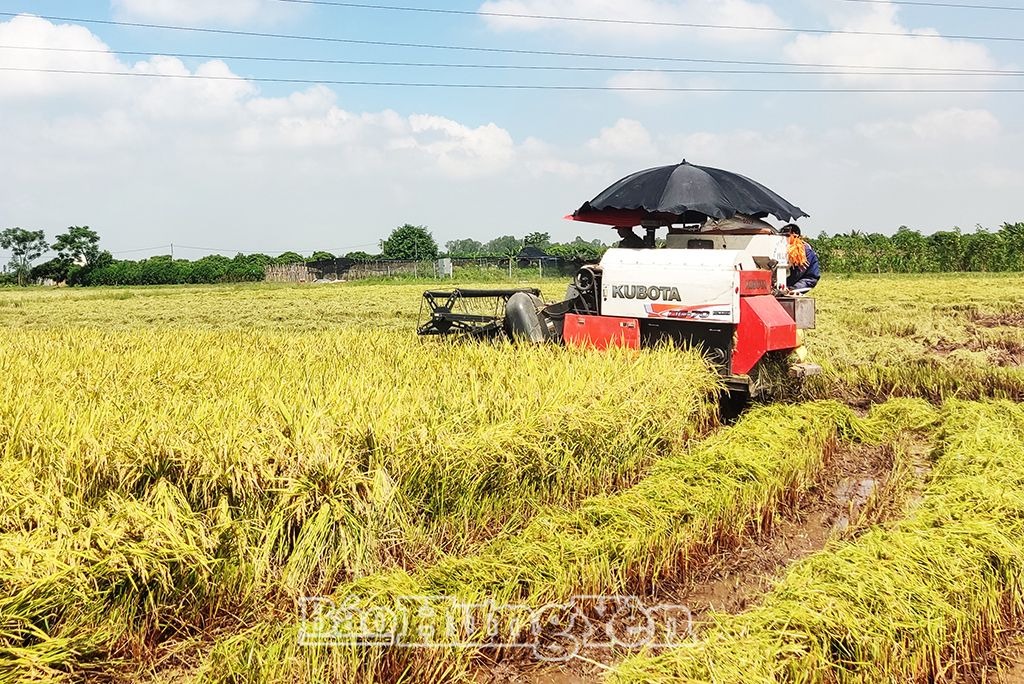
[
  {"x1": 1, "y1": 9, "x2": 1017, "y2": 93},
  {"x1": 175, "y1": 242, "x2": 380, "y2": 254},
  {"x1": 0, "y1": 44, "x2": 1020, "y2": 76},
  {"x1": 265, "y1": 0, "x2": 1024, "y2": 38},
  {"x1": 0, "y1": 12, "x2": 1015, "y2": 77},
  {"x1": 3, "y1": 10, "x2": 1024, "y2": 45},
  {"x1": 840, "y1": 0, "x2": 1024, "y2": 11},
  {"x1": 3, "y1": 66, "x2": 1022, "y2": 92},
  {"x1": 109, "y1": 245, "x2": 172, "y2": 255}
]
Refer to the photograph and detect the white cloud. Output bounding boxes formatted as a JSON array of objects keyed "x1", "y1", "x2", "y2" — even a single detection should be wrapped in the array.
[
  {"x1": 406, "y1": 116, "x2": 517, "y2": 178},
  {"x1": 0, "y1": 15, "x2": 123, "y2": 99},
  {"x1": 478, "y1": 0, "x2": 786, "y2": 45},
  {"x1": 784, "y1": 2, "x2": 999, "y2": 90},
  {"x1": 911, "y1": 108, "x2": 1001, "y2": 142},
  {"x1": 581, "y1": 109, "x2": 1019, "y2": 234},
  {"x1": 857, "y1": 108, "x2": 1001, "y2": 144},
  {"x1": 0, "y1": 16, "x2": 524, "y2": 183},
  {"x1": 602, "y1": 71, "x2": 683, "y2": 105},
  {"x1": 0, "y1": 15, "x2": 587, "y2": 251},
  {"x1": 110, "y1": 0, "x2": 300, "y2": 25},
  {"x1": 1, "y1": 13, "x2": 1021, "y2": 253},
  {"x1": 586, "y1": 119, "x2": 656, "y2": 159},
  {"x1": 667, "y1": 126, "x2": 818, "y2": 166}
]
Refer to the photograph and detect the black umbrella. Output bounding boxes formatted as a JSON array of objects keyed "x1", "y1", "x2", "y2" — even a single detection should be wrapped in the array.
[{"x1": 571, "y1": 160, "x2": 808, "y2": 226}]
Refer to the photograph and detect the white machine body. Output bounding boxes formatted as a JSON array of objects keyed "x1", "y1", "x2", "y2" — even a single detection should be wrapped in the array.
[{"x1": 598, "y1": 234, "x2": 789, "y2": 324}]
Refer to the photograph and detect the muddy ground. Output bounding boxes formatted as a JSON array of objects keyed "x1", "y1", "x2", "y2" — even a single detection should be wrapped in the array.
[{"x1": 474, "y1": 439, "x2": 930, "y2": 684}]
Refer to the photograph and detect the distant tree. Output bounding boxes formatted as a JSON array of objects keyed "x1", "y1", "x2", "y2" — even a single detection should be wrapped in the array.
[
  {"x1": 1000, "y1": 222, "x2": 1024, "y2": 271},
  {"x1": 928, "y1": 229, "x2": 966, "y2": 272},
  {"x1": 275, "y1": 251, "x2": 306, "y2": 265},
  {"x1": 963, "y1": 227, "x2": 1004, "y2": 272},
  {"x1": 135, "y1": 255, "x2": 186, "y2": 285},
  {"x1": 0, "y1": 227, "x2": 48, "y2": 286},
  {"x1": 53, "y1": 226, "x2": 101, "y2": 265},
  {"x1": 547, "y1": 236, "x2": 606, "y2": 262},
  {"x1": 890, "y1": 226, "x2": 932, "y2": 273},
  {"x1": 240, "y1": 253, "x2": 273, "y2": 267},
  {"x1": 66, "y1": 250, "x2": 112, "y2": 285},
  {"x1": 523, "y1": 232, "x2": 551, "y2": 249},
  {"x1": 31, "y1": 258, "x2": 68, "y2": 283},
  {"x1": 226, "y1": 253, "x2": 270, "y2": 281},
  {"x1": 42, "y1": 226, "x2": 108, "y2": 283},
  {"x1": 483, "y1": 235, "x2": 522, "y2": 256},
  {"x1": 380, "y1": 224, "x2": 439, "y2": 260},
  {"x1": 309, "y1": 251, "x2": 336, "y2": 262},
  {"x1": 445, "y1": 238, "x2": 483, "y2": 257},
  {"x1": 188, "y1": 254, "x2": 233, "y2": 283},
  {"x1": 344, "y1": 251, "x2": 375, "y2": 262}
]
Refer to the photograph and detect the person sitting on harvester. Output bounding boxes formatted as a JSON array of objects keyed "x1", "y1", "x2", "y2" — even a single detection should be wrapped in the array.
[
  {"x1": 781, "y1": 224, "x2": 820, "y2": 291},
  {"x1": 616, "y1": 226, "x2": 646, "y2": 248}
]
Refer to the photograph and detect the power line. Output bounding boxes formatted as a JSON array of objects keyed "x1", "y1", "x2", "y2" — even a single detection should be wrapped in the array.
[
  {"x1": 4, "y1": 10, "x2": 1024, "y2": 47},
  {"x1": 174, "y1": 245, "x2": 246, "y2": 254},
  {"x1": 266, "y1": 0, "x2": 1024, "y2": 40},
  {"x1": 175, "y1": 242, "x2": 380, "y2": 255},
  {"x1": 110, "y1": 244, "x2": 170, "y2": 255},
  {"x1": 1, "y1": 44, "x2": 1020, "y2": 76},
  {"x1": 268, "y1": 0, "x2": 1024, "y2": 36},
  {"x1": 5, "y1": 66, "x2": 1023, "y2": 92},
  {"x1": 840, "y1": 0, "x2": 1024, "y2": 11}
]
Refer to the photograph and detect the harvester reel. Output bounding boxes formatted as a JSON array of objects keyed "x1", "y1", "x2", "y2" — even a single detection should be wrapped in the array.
[{"x1": 418, "y1": 288, "x2": 543, "y2": 340}]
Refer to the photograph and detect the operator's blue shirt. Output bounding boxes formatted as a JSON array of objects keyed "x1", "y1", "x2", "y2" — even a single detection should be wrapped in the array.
[{"x1": 787, "y1": 243, "x2": 820, "y2": 290}]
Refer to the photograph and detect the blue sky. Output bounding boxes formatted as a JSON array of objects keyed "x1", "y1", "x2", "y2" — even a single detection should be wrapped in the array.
[{"x1": 1, "y1": 0, "x2": 1023, "y2": 257}]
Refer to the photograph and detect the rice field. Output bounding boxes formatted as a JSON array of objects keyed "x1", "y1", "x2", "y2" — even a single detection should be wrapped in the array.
[{"x1": 0, "y1": 273, "x2": 1023, "y2": 683}]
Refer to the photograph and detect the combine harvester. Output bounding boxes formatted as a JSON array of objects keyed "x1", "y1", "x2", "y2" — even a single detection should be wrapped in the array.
[{"x1": 419, "y1": 161, "x2": 819, "y2": 400}]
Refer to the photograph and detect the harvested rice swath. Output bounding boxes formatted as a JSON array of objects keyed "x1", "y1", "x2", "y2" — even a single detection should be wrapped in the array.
[
  {"x1": 613, "y1": 400, "x2": 1024, "y2": 683},
  {"x1": 199, "y1": 401, "x2": 862, "y2": 683}
]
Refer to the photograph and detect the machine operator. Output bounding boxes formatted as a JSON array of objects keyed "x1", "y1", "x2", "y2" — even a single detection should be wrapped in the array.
[
  {"x1": 616, "y1": 226, "x2": 647, "y2": 249},
  {"x1": 781, "y1": 224, "x2": 820, "y2": 292}
]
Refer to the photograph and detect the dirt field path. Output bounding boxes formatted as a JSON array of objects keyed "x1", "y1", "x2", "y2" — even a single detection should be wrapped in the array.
[
  {"x1": 474, "y1": 438, "x2": 931, "y2": 684},
  {"x1": 990, "y1": 635, "x2": 1024, "y2": 684}
]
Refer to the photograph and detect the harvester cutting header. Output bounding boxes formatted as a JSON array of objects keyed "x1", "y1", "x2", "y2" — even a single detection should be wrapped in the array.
[{"x1": 419, "y1": 161, "x2": 820, "y2": 398}]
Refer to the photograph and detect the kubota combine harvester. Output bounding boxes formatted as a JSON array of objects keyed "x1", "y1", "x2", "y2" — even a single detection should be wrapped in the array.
[{"x1": 419, "y1": 161, "x2": 820, "y2": 398}]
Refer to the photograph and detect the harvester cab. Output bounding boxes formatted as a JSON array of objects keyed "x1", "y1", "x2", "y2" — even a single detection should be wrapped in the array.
[{"x1": 418, "y1": 162, "x2": 821, "y2": 399}]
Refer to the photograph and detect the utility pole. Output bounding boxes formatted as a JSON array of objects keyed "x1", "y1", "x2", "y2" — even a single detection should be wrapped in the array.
[{"x1": 170, "y1": 243, "x2": 174, "y2": 259}]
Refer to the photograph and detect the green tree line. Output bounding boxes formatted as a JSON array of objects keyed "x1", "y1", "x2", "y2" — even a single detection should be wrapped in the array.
[
  {"x1": 809, "y1": 223, "x2": 1024, "y2": 273},
  {"x1": 0, "y1": 224, "x2": 608, "y2": 287},
  {"x1": 374, "y1": 224, "x2": 608, "y2": 261},
  {"x1": 5, "y1": 222, "x2": 1024, "y2": 286}
]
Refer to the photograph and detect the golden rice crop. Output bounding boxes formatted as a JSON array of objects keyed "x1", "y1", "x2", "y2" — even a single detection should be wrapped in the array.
[
  {"x1": 3, "y1": 273, "x2": 1024, "y2": 401},
  {"x1": 0, "y1": 325, "x2": 717, "y2": 680},
  {"x1": 196, "y1": 400, "x2": 879, "y2": 684},
  {"x1": 612, "y1": 399, "x2": 1024, "y2": 683},
  {"x1": 0, "y1": 280, "x2": 568, "y2": 330},
  {"x1": 807, "y1": 273, "x2": 1024, "y2": 400},
  {"x1": 2, "y1": 274, "x2": 1023, "y2": 682}
]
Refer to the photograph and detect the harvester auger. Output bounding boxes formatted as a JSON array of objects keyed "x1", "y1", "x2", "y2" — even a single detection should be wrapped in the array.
[{"x1": 417, "y1": 161, "x2": 822, "y2": 400}]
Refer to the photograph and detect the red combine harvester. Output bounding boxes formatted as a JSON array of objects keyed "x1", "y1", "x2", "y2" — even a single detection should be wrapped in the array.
[{"x1": 419, "y1": 161, "x2": 820, "y2": 399}]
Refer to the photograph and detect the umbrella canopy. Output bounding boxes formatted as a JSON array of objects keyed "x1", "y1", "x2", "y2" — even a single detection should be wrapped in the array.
[{"x1": 570, "y1": 161, "x2": 808, "y2": 226}]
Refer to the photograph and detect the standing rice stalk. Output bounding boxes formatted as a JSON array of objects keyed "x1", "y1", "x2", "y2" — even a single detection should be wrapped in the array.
[
  {"x1": 0, "y1": 327, "x2": 718, "y2": 680},
  {"x1": 199, "y1": 401, "x2": 868, "y2": 683},
  {"x1": 612, "y1": 400, "x2": 1024, "y2": 683}
]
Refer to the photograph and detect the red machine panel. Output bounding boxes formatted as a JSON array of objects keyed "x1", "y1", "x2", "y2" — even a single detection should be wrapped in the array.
[
  {"x1": 564, "y1": 314, "x2": 641, "y2": 350},
  {"x1": 738, "y1": 270, "x2": 773, "y2": 296},
  {"x1": 731, "y1": 296, "x2": 798, "y2": 375}
]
